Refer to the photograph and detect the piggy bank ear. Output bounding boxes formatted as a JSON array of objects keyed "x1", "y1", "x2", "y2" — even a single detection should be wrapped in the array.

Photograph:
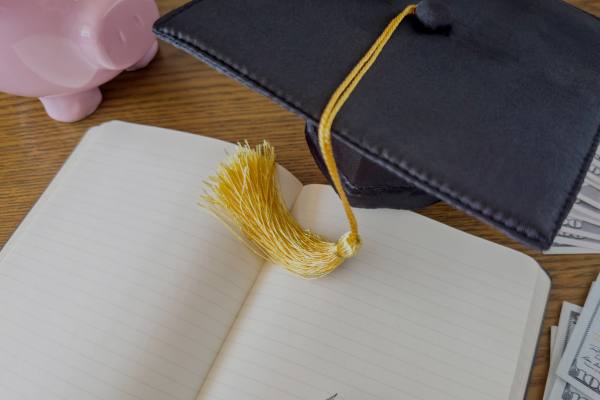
[{"x1": 79, "y1": 0, "x2": 159, "y2": 70}]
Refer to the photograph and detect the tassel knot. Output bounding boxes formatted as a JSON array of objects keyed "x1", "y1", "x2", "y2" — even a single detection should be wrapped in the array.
[{"x1": 336, "y1": 232, "x2": 361, "y2": 259}]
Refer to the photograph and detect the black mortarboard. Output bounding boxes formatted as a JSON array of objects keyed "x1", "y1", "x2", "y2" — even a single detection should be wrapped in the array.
[{"x1": 154, "y1": 0, "x2": 600, "y2": 250}]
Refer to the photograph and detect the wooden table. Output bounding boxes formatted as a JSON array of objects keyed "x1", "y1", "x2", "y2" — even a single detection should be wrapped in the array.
[{"x1": 2, "y1": 1, "x2": 600, "y2": 398}]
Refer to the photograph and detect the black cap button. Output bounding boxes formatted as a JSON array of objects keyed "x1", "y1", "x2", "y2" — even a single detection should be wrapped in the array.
[{"x1": 415, "y1": 0, "x2": 453, "y2": 32}]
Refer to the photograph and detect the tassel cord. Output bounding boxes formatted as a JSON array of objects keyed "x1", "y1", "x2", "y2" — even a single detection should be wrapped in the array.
[{"x1": 318, "y1": 4, "x2": 417, "y2": 255}]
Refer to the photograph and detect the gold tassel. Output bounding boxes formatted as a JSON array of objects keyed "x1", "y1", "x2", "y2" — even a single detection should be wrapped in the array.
[
  {"x1": 200, "y1": 5, "x2": 417, "y2": 279},
  {"x1": 201, "y1": 142, "x2": 358, "y2": 278}
]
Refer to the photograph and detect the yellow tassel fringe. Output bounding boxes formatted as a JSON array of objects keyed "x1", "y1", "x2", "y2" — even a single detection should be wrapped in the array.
[
  {"x1": 201, "y1": 142, "x2": 359, "y2": 279},
  {"x1": 200, "y1": 5, "x2": 417, "y2": 279}
]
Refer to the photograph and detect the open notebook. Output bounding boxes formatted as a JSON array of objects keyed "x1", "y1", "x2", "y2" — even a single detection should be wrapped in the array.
[{"x1": 0, "y1": 121, "x2": 550, "y2": 400}]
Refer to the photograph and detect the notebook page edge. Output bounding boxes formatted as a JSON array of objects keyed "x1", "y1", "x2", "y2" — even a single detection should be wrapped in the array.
[{"x1": 510, "y1": 267, "x2": 551, "y2": 400}]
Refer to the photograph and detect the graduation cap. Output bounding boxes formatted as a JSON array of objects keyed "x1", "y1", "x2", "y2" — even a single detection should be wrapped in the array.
[{"x1": 154, "y1": 0, "x2": 600, "y2": 277}]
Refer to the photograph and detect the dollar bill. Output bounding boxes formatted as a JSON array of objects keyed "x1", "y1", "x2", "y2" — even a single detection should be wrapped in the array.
[
  {"x1": 556, "y1": 284, "x2": 600, "y2": 398},
  {"x1": 550, "y1": 383, "x2": 592, "y2": 400},
  {"x1": 585, "y1": 156, "x2": 600, "y2": 189},
  {"x1": 552, "y1": 325, "x2": 557, "y2": 355},
  {"x1": 580, "y1": 148, "x2": 600, "y2": 192},
  {"x1": 561, "y1": 218, "x2": 600, "y2": 242},
  {"x1": 545, "y1": 244, "x2": 600, "y2": 255},
  {"x1": 553, "y1": 231, "x2": 600, "y2": 251},
  {"x1": 545, "y1": 149, "x2": 600, "y2": 253},
  {"x1": 545, "y1": 303, "x2": 582, "y2": 400},
  {"x1": 545, "y1": 326, "x2": 556, "y2": 398},
  {"x1": 572, "y1": 201, "x2": 600, "y2": 226},
  {"x1": 543, "y1": 144, "x2": 600, "y2": 253},
  {"x1": 587, "y1": 175, "x2": 600, "y2": 191},
  {"x1": 578, "y1": 185, "x2": 600, "y2": 211},
  {"x1": 547, "y1": 303, "x2": 585, "y2": 400},
  {"x1": 547, "y1": 201, "x2": 600, "y2": 253}
]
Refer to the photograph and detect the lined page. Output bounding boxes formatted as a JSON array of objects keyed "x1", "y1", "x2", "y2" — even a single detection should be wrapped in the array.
[
  {"x1": 0, "y1": 121, "x2": 302, "y2": 400},
  {"x1": 198, "y1": 184, "x2": 550, "y2": 400}
]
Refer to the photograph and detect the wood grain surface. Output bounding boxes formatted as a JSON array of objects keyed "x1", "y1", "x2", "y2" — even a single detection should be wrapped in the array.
[{"x1": 1, "y1": 1, "x2": 600, "y2": 398}]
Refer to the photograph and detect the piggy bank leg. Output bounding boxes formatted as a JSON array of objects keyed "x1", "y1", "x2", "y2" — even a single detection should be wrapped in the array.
[
  {"x1": 40, "y1": 88, "x2": 102, "y2": 123},
  {"x1": 126, "y1": 41, "x2": 159, "y2": 72}
]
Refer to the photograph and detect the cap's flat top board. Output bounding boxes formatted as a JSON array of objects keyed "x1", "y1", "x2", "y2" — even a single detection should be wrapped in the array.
[{"x1": 155, "y1": 0, "x2": 600, "y2": 248}]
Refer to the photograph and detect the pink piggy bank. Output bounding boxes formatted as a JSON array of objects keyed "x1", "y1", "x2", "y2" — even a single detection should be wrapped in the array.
[{"x1": 0, "y1": 0, "x2": 160, "y2": 122}]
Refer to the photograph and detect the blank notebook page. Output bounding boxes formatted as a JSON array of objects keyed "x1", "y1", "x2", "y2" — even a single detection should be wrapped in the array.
[
  {"x1": 198, "y1": 184, "x2": 549, "y2": 400},
  {"x1": 0, "y1": 121, "x2": 302, "y2": 400}
]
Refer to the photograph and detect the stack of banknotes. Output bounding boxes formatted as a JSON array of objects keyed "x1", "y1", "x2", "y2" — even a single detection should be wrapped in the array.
[
  {"x1": 547, "y1": 151, "x2": 600, "y2": 254},
  {"x1": 543, "y1": 276, "x2": 600, "y2": 400}
]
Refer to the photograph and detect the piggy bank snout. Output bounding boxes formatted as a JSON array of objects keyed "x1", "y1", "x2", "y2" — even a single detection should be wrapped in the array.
[{"x1": 80, "y1": 0, "x2": 159, "y2": 71}]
